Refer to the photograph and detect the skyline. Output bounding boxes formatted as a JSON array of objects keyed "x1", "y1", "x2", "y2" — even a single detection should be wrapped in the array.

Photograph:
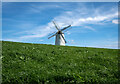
[{"x1": 2, "y1": 2, "x2": 118, "y2": 49}]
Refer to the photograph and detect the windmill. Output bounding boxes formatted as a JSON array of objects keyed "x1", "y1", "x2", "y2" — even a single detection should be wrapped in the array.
[{"x1": 48, "y1": 21, "x2": 71, "y2": 46}]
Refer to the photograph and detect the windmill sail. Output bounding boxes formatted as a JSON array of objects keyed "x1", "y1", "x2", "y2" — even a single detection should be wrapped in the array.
[
  {"x1": 53, "y1": 21, "x2": 60, "y2": 30},
  {"x1": 48, "y1": 32, "x2": 57, "y2": 39},
  {"x1": 61, "y1": 25, "x2": 71, "y2": 31},
  {"x1": 60, "y1": 34, "x2": 67, "y2": 43}
]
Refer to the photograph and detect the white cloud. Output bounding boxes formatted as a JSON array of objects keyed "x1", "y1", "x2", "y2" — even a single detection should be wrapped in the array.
[
  {"x1": 2, "y1": 38, "x2": 22, "y2": 42},
  {"x1": 87, "y1": 45, "x2": 118, "y2": 49},
  {"x1": 51, "y1": 6, "x2": 118, "y2": 35},
  {"x1": 68, "y1": 39, "x2": 75, "y2": 44},
  {"x1": 104, "y1": 44, "x2": 118, "y2": 47},
  {"x1": 20, "y1": 33, "x2": 47, "y2": 39},
  {"x1": 29, "y1": 4, "x2": 61, "y2": 13},
  {"x1": 94, "y1": 40, "x2": 118, "y2": 49},
  {"x1": 84, "y1": 26, "x2": 96, "y2": 31},
  {"x1": 112, "y1": 19, "x2": 118, "y2": 24},
  {"x1": 55, "y1": 12, "x2": 118, "y2": 27},
  {"x1": 19, "y1": 22, "x2": 56, "y2": 39},
  {"x1": 103, "y1": 44, "x2": 118, "y2": 49},
  {"x1": 66, "y1": 31, "x2": 71, "y2": 35}
]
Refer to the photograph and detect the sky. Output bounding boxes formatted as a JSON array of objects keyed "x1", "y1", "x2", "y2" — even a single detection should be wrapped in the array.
[{"x1": 2, "y1": 2, "x2": 118, "y2": 49}]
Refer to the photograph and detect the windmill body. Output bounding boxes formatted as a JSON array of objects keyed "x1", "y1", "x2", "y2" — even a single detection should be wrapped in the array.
[
  {"x1": 55, "y1": 33, "x2": 65, "y2": 46},
  {"x1": 48, "y1": 21, "x2": 71, "y2": 46}
]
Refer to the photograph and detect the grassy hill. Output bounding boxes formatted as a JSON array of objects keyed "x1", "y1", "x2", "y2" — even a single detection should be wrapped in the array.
[{"x1": 1, "y1": 41, "x2": 119, "y2": 84}]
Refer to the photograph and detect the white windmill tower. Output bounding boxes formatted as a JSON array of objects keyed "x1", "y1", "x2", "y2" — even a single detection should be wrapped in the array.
[{"x1": 48, "y1": 21, "x2": 71, "y2": 46}]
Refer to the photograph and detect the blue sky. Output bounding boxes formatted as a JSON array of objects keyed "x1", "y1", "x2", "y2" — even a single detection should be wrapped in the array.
[{"x1": 2, "y1": 2, "x2": 118, "y2": 49}]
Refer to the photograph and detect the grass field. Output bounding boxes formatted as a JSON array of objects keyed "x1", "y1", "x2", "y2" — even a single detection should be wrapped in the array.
[{"x1": 1, "y1": 41, "x2": 119, "y2": 84}]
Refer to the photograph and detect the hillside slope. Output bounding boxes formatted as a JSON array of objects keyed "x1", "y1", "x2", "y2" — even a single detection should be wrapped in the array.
[{"x1": 2, "y1": 41, "x2": 118, "y2": 83}]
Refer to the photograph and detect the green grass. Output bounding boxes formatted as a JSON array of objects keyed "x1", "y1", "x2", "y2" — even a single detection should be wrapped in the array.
[{"x1": 1, "y1": 41, "x2": 119, "y2": 84}]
